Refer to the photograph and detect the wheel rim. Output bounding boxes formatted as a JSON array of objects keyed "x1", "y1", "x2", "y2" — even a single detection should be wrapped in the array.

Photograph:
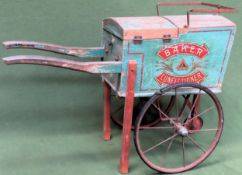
[
  {"x1": 134, "y1": 83, "x2": 223, "y2": 173},
  {"x1": 111, "y1": 96, "x2": 175, "y2": 129}
]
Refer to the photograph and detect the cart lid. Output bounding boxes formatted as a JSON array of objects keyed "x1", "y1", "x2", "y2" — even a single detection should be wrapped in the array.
[
  {"x1": 165, "y1": 15, "x2": 236, "y2": 29},
  {"x1": 103, "y1": 15, "x2": 235, "y2": 40},
  {"x1": 103, "y1": 16, "x2": 178, "y2": 40}
]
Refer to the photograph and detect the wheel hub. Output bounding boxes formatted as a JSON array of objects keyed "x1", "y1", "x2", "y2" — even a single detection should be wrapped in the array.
[
  {"x1": 178, "y1": 126, "x2": 189, "y2": 136},
  {"x1": 175, "y1": 124, "x2": 189, "y2": 136}
]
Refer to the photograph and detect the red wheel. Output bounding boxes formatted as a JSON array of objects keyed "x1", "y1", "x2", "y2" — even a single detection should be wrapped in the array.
[
  {"x1": 134, "y1": 83, "x2": 223, "y2": 173},
  {"x1": 111, "y1": 96, "x2": 175, "y2": 129}
]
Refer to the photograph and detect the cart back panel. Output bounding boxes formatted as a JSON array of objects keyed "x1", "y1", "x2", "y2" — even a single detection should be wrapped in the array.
[{"x1": 102, "y1": 15, "x2": 236, "y2": 97}]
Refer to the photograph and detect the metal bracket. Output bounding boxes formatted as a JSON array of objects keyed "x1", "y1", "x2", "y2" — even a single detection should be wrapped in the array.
[
  {"x1": 163, "y1": 34, "x2": 172, "y2": 43},
  {"x1": 133, "y1": 36, "x2": 143, "y2": 45}
]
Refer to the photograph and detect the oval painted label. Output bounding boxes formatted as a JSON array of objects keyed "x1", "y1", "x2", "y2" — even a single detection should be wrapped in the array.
[{"x1": 155, "y1": 43, "x2": 208, "y2": 86}]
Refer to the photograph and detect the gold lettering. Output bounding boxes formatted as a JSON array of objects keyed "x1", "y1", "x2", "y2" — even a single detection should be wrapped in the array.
[
  {"x1": 173, "y1": 46, "x2": 179, "y2": 54},
  {"x1": 190, "y1": 76, "x2": 194, "y2": 82},
  {"x1": 190, "y1": 46, "x2": 195, "y2": 54},
  {"x1": 193, "y1": 74, "x2": 198, "y2": 82},
  {"x1": 164, "y1": 50, "x2": 171, "y2": 57},
  {"x1": 181, "y1": 44, "x2": 187, "y2": 53},
  {"x1": 197, "y1": 48, "x2": 203, "y2": 56}
]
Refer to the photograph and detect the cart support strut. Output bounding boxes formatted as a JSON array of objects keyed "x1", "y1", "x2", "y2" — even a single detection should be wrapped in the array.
[
  {"x1": 103, "y1": 81, "x2": 111, "y2": 141},
  {"x1": 120, "y1": 60, "x2": 137, "y2": 174}
]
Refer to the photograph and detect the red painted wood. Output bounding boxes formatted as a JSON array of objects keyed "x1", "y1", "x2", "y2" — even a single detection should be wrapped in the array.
[
  {"x1": 103, "y1": 81, "x2": 111, "y2": 141},
  {"x1": 3, "y1": 40, "x2": 104, "y2": 58},
  {"x1": 3, "y1": 55, "x2": 122, "y2": 74},
  {"x1": 119, "y1": 60, "x2": 137, "y2": 174}
]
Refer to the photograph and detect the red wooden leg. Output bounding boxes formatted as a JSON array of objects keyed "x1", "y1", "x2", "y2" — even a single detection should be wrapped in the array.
[
  {"x1": 119, "y1": 60, "x2": 137, "y2": 174},
  {"x1": 103, "y1": 80, "x2": 111, "y2": 141}
]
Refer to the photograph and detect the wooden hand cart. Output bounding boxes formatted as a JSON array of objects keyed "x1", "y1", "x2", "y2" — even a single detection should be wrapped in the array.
[{"x1": 2, "y1": 2, "x2": 239, "y2": 174}]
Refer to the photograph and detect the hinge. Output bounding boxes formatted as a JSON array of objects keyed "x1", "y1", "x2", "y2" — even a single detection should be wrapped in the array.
[
  {"x1": 163, "y1": 34, "x2": 172, "y2": 43},
  {"x1": 133, "y1": 36, "x2": 143, "y2": 45}
]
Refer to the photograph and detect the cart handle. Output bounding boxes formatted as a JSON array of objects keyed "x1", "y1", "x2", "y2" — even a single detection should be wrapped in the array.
[
  {"x1": 156, "y1": 2, "x2": 239, "y2": 27},
  {"x1": 3, "y1": 41, "x2": 105, "y2": 59},
  {"x1": 2, "y1": 55, "x2": 122, "y2": 74}
]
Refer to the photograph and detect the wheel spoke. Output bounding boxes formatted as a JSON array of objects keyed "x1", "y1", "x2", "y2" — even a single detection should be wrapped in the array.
[
  {"x1": 175, "y1": 88, "x2": 179, "y2": 117},
  {"x1": 187, "y1": 90, "x2": 201, "y2": 119},
  {"x1": 161, "y1": 135, "x2": 175, "y2": 166},
  {"x1": 189, "y1": 128, "x2": 218, "y2": 134},
  {"x1": 182, "y1": 137, "x2": 186, "y2": 167},
  {"x1": 179, "y1": 95, "x2": 191, "y2": 120},
  {"x1": 191, "y1": 106, "x2": 215, "y2": 121},
  {"x1": 187, "y1": 135, "x2": 206, "y2": 153},
  {"x1": 112, "y1": 105, "x2": 124, "y2": 115},
  {"x1": 197, "y1": 105, "x2": 215, "y2": 118},
  {"x1": 140, "y1": 126, "x2": 174, "y2": 130},
  {"x1": 166, "y1": 95, "x2": 176, "y2": 116},
  {"x1": 152, "y1": 103, "x2": 176, "y2": 125},
  {"x1": 143, "y1": 134, "x2": 178, "y2": 154},
  {"x1": 156, "y1": 100, "x2": 163, "y2": 121}
]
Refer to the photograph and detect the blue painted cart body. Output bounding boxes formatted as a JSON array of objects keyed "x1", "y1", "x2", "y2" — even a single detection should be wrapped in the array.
[{"x1": 102, "y1": 15, "x2": 236, "y2": 97}]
